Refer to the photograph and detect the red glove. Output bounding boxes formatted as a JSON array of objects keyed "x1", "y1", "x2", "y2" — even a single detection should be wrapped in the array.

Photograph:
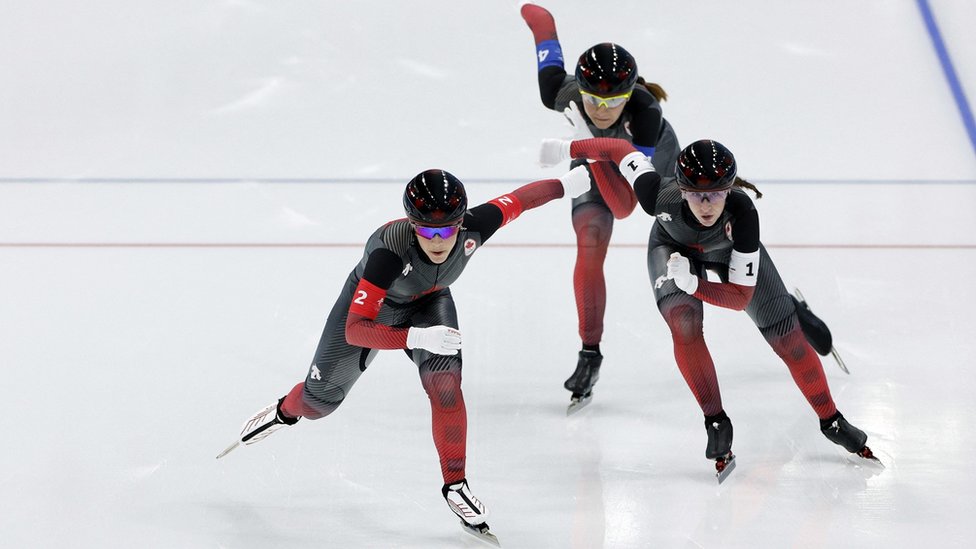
[{"x1": 520, "y1": 3, "x2": 558, "y2": 44}]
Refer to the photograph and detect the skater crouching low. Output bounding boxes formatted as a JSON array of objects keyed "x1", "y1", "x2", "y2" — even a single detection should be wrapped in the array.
[
  {"x1": 219, "y1": 166, "x2": 591, "y2": 543},
  {"x1": 539, "y1": 136, "x2": 878, "y2": 481}
]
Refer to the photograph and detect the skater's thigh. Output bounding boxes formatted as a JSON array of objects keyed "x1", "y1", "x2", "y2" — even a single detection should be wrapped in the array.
[
  {"x1": 408, "y1": 290, "x2": 459, "y2": 329},
  {"x1": 744, "y1": 244, "x2": 796, "y2": 329},
  {"x1": 306, "y1": 294, "x2": 378, "y2": 403},
  {"x1": 405, "y1": 290, "x2": 462, "y2": 370}
]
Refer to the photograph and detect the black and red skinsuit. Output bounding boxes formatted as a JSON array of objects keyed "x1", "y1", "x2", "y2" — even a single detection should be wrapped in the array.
[
  {"x1": 569, "y1": 138, "x2": 839, "y2": 422},
  {"x1": 522, "y1": 4, "x2": 680, "y2": 350},
  {"x1": 278, "y1": 179, "x2": 566, "y2": 485}
]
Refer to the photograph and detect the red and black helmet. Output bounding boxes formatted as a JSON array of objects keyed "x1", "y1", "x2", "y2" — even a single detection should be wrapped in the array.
[
  {"x1": 403, "y1": 169, "x2": 467, "y2": 226},
  {"x1": 575, "y1": 42, "x2": 638, "y2": 96},
  {"x1": 675, "y1": 140, "x2": 738, "y2": 192}
]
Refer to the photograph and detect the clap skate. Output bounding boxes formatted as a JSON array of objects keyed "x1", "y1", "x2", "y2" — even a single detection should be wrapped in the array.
[
  {"x1": 705, "y1": 411, "x2": 736, "y2": 483},
  {"x1": 793, "y1": 288, "x2": 849, "y2": 374},
  {"x1": 442, "y1": 479, "x2": 499, "y2": 547},
  {"x1": 820, "y1": 411, "x2": 883, "y2": 467},
  {"x1": 564, "y1": 350, "x2": 602, "y2": 415},
  {"x1": 216, "y1": 396, "x2": 299, "y2": 459}
]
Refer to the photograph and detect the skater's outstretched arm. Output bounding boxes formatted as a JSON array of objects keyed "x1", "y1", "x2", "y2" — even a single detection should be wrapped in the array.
[
  {"x1": 465, "y1": 167, "x2": 591, "y2": 242},
  {"x1": 540, "y1": 136, "x2": 662, "y2": 215},
  {"x1": 345, "y1": 167, "x2": 589, "y2": 346}
]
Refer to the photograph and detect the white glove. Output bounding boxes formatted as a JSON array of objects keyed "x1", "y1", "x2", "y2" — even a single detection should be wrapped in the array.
[
  {"x1": 558, "y1": 165, "x2": 592, "y2": 198},
  {"x1": 563, "y1": 102, "x2": 593, "y2": 140},
  {"x1": 539, "y1": 138, "x2": 571, "y2": 167},
  {"x1": 666, "y1": 252, "x2": 699, "y2": 294},
  {"x1": 406, "y1": 325, "x2": 462, "y2": 356}
]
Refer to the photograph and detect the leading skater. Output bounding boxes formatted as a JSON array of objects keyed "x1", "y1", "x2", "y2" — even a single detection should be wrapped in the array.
[
  {"x1": 520, "y1": 3, "x2": 681, "y2": 411},
  {"x1": 219, "y1": 166, "x2": 591, "y2": 542},
  {"x1": 539, "y1": 136, "x2": 876, "y2": 480}
]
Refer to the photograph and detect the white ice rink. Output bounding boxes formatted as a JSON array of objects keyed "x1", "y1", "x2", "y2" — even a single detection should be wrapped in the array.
[{"x1": 2, "y1": 2, "x2": 976, "y2": 548}]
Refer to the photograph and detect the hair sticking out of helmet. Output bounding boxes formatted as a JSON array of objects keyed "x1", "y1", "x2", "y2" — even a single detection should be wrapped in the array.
[
  {"x1": 575, "y1": 43, "x2": 638, "y2": 96},
  {"x1": 675, "y1": 140, "x2": 738, "y2": 192},
  {"x1": 403, "y1": 169, "x2": 468, "y2": 226}
]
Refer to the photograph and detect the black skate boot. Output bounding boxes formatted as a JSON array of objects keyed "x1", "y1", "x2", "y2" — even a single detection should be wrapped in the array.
[
  {"x1": 793, "y1": 288, "x2": 849, "y2": 374},
  {"x1": 564, "y1": 349, "x2": 602, "y2": 414},
  {"x1": 820, "y1": 411, "x2": 879, "y2": 463},
  {"x1": 705, "y1": 411, "x2": 736, "y2": 483}
]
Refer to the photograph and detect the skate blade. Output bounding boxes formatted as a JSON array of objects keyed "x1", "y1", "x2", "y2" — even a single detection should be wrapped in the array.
[
  {"x1": 715, "y1": 454, "x2": 736, "y2": 484},
  {"x1": 215, "y1": 440, "x2": 240, "y2": 460},
  {"x1": 566, "y1": 393, "x2": 593, "y2": 416},
  {"x1": 859, "y1": 455, "x2": 885, "y2": 469},
  {"x1": 460, "y1": 521, "x2": 501, "y2": 547},
  {"x1": 851, "y1": 447, "x2": 885, "y2": 469},
  {"x1": 829, "y1": 346, "x2": 851, "y2": 374}
]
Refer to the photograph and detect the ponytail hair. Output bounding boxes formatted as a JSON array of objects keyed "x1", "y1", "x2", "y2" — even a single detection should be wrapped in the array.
[
  {"x1": 636, "y1": 76, "x2": 668, "y2": 102},
  {"x1": 733, "y1": 176, "x2": 762, "y2": 199}
]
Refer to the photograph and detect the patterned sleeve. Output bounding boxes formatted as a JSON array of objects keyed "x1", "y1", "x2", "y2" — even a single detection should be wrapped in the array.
[
  {"x1": 344, "y1": 247, "x2": 411, "y2": 349},
  {"x1": 692, "y1": 282, "x2": 756, "y2": 311},
  {"x1": 465, "y1": 178, "x2": 565, "y2": 243}
]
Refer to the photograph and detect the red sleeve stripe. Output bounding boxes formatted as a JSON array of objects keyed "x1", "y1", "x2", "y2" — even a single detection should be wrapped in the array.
[
  {"x1": 570, "y1": 137, "x2": 636, "y2": 164},
  {"x1": 488, "y1": 193, "x2": 525, "y2": 227},
  {"x1": 694, "y1": 280, "x2": 755, "y2": 311},
  {"x1": 349, "y1": 278, "x2": 387, "y2": 319}
]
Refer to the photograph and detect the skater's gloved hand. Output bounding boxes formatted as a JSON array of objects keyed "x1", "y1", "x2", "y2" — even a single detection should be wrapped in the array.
[
  {"x1": 558, "y1": 165, "x2": 591, "y2": 198},
  {"x1": 564, "y1": 102, "x2": 593, "y2": 140},
  {"x1": 407, "y1": 325, "x2": 462, "y2": 355},
  {"x1": 667, "y1": 252, "x2": 699, "y2": 294},
  {"x1": 539, "y1": 138, "x2": 571, "y2": 167},
  {"x1": 520, "y1": 3, "x2": 557, "y2": 44}
]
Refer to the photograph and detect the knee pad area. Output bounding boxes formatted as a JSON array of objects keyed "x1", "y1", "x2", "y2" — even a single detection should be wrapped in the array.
[
  {"x1": 420, "y1": 360, "x2": 462, "y2": 411},
  {"x1": 298, "y1": 383, "x2": 346, "y2": 419},
  {"x1": 659, "y1": 296, "x2": 704, "y2": 345},
  {"x1": 573, "y1": 207, "x2": 612, "y2": 250},
  {"x1": 761, "y1": 317, "x2": 810, "y2": 362},
  {"x1": 576, "y1": 225, "x2": 610, "y2": 250}
]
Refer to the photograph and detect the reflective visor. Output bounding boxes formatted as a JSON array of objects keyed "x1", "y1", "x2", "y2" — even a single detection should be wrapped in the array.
[
  {"x1": 414, "y1": 224, "x2": 461, "y2": 240},
  {"x1": 580, "y1": 90, "x2": 632, "y2": 108},
  {"x1": 681, "y1": 189, "x2": 730, "y2": 204}
]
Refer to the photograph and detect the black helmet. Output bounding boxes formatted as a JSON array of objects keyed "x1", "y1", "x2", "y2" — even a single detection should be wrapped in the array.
[
  {"x1": 575, "y1": 43, "x2": 638, "y2": 96},
  {"x1": 675, "y1": 140, "x2": 738, "y2": 192},
  {"x1": 403, "y1": 169, "x2": 467, "y2": 226}
]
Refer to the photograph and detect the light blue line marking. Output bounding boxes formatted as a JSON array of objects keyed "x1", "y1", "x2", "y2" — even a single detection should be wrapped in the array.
[{"x1": 917, "y1": 0, "x2": 976, "y2": 159}]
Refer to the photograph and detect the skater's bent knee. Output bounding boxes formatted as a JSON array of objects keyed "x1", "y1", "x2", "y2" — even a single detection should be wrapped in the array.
[
  {"x1": 422, "y1": 371, "x2": 462, "y2": 410},
  {"x1": 661, "y1": 302, "x2": 703, "y2": 344}
]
